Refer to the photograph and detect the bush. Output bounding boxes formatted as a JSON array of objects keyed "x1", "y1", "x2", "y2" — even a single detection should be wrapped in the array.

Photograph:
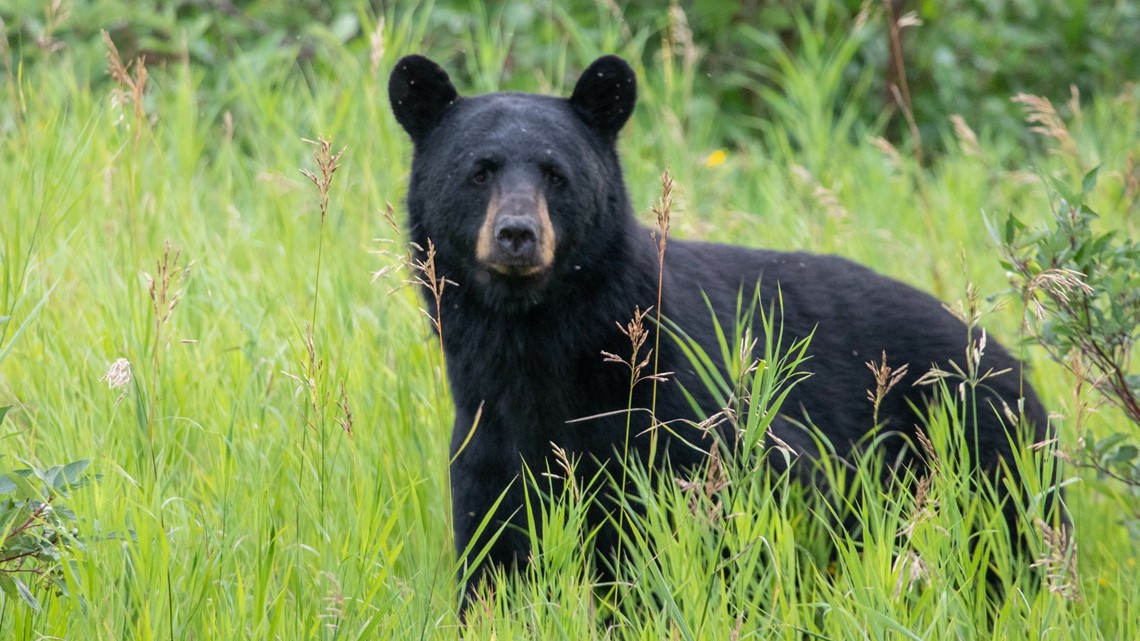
[
  {"x1": 1, "y1": 411, "x2": 94, "y2": 612},
  {"x1": 994, "y1": 168, "x2": 1140, "y2": 524}
]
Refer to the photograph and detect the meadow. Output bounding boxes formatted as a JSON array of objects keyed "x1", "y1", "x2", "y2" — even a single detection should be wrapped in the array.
[{"x1": 2, "y1": 2, "x2": 1139, "y2": 639}]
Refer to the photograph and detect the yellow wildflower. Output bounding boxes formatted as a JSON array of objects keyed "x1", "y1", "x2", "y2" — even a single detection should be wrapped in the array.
[{"x1": 704, "y1": 149, "x2": 727, "y2": 168}]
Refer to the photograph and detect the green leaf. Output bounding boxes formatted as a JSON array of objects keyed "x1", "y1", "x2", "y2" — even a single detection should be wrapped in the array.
[
  {"x1": 1112, "y1": 444, "x2": 1139, "y2": 465},
  {"x1": 1045, "y1": 174, "x2": 1077, "y2": 204},
  {"x1": 0, "y1": 497, "x2": 19, "y2": 529},
  {"x1": 1004, "y1": 213, "x2": 1024, "y2": 246},
  {"x1": 1081, "y1": 164, "x2": 1102, "y2": 194},
  {"x1": 61, "y1": 459, "x2": 91, "y2": 486},
  {"x1": 1126, "y1": 374, "x2": 1140, "y2": 394},
  {"x1": 3, "y1": 533, "x2": 43, "y2": 558},
  {"x1": 12, "y1": 575, "x2": 41, "y2": 611},
  {"x1": 0, "y1": 405, "x2": 11, "y2": 427},
  {"x1": 53, "y1": 503, "x2": 76, "y2": 522},
  {"x1": 0, "y1": 573, "x2": 16, "y2": 599},
  {"x1": 50, "y1": 574, "x2": 70, "y2": 598},
  {"x1": 133, "y1": 377, "x2": 149, "y2": 434},
  {"x1": 1096, "y1": 432, "x2": 1130, "y2": 452},
  {"x1": 0, "y1": 471, "x2": 41, "y2": 500},
  {"x1": 38, "y1": 465, "x2": 63, "y2": 493}
]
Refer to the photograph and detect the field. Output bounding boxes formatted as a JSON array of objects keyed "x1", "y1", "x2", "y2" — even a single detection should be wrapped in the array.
[{"x1": 2, "y1": 2, "x2": 1139, "y2": 639}]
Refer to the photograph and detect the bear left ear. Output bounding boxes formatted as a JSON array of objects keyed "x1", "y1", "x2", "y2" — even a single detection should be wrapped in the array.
[
  {"x1": 389, "y1": 55, "x2": 460, "y2": 143},
  {"x1": 569, "y1": 55, "x2": 637, "y2": 139}
]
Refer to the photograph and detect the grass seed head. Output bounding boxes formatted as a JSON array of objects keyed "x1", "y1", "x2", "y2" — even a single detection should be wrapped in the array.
[
  {"x1": 866, "y1": 351, "x2": 909, "y2": 426},
  {"x1": 1012, "y1": 93, "x2": 1078, "y2": 158},
  {"x1": 605, "y1": 307, "x2": 663, "y2": 386},
  {"x1": 101, "y1": 357, "x2": 133, "y2": 389},
  {"x1": 676, "y1": 444, "x2": 729, "y2": 522},
  {"x1": 101, "y1": 30, "x2": 147, "y2": 131},
  {"x1": 869, "y1": 135, "x2": 903, "y2": 169},
  {"x1": 320, "y1": 571, "x2": 346, "y2": 631},
  {"x1": 545, "y1": 442, "x2": 580, "y2": 501},
  {"x1": 336, "y1": 381, "x2": 353, "y2": 438},
  {"x1": 892, "y1": 550, "x2": 930, "y2": 598},
  {"x1": 145, "y1": 240, "x2": 192, "y2": 326},
  {"x1": 100, "y1": 358, "x2": 133, "y2": 403},
  {"x1": 666, "y1": 2, "x2": 697, "y2": 69},
  {"x1": 369, "y1": 17, "x2": 386, "y2": 76},
  {"x1": 1032, "y1": 519, "x2": 1081, "y2": 602},
  {"x1": 949, "y1": 114, "x2": 982, "y2": 158},
  {"x1": 651, "y1": 169, "x2": 674, "y2": 253},
  {"x1": 301, "y1": 135, "x2": 346, "y2": 224},
  {"x1": 792, "y1": 164, "x2": 848, "y2": 222}
]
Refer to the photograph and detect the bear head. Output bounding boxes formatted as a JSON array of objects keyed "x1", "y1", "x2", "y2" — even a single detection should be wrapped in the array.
[{"x1": 389, "y1": 54, "x2": 638, "y2": 312}]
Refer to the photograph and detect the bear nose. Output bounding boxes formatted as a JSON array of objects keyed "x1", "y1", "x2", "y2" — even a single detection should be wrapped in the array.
[{"x1": 494, "y1": 216, "x2": 538, "y2": 258}]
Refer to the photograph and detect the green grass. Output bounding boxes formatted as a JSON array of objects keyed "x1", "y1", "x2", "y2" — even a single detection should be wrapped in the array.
[{"x1": 2, "y1": 3, "x2": 1139, "y2": 639}]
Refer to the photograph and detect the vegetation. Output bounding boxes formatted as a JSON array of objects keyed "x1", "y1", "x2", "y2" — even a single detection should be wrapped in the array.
[
  {"x1": 995, "y1": 167, "x2": 1140, "y2": 527},
  {"x1": 1, "y1": 1, "x2": 1138, "y2": 638}
]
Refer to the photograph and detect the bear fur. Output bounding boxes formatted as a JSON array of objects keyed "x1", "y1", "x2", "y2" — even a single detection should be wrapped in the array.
[{"x1": 389, "y1": 54, "x2": 1053, "y2": 606}]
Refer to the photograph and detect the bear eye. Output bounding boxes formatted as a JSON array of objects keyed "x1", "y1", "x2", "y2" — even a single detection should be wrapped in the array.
[
  {"x1": 544, "y1": 167, "x2": 566, "y2": 188},
  {"x1": 470, "y1": 167, "x2": 493, "y2": 186}
]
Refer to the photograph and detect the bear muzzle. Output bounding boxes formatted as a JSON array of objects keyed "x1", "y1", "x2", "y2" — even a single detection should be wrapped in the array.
[{"x1": 476, "y1": 189, "x2": 556, "y2": 278}]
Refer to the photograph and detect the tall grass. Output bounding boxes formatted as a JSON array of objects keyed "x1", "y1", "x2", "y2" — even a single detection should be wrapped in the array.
[{"x1": 1, "y1": 3, "x2": 1138, "y2": 639}]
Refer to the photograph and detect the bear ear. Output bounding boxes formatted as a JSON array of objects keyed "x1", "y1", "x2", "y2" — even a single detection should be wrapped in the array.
[
  {"x1": 389, "y1": 55, "x2": 460, "y2": 142},
  {"x1": 569, "y1": 55, "x2": 637, "y2": 139}
]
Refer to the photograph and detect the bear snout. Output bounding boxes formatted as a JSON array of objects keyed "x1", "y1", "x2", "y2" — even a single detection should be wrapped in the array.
[
  {"x1": 476, "y1": 190, "x2": 557, "y2": 277},
  {"x1": 494, "y1": 215, "x2": 539, "y2": 258}
]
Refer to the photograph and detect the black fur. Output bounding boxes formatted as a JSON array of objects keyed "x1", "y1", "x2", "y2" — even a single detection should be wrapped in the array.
[
  {"x1": 389, "y1": 55, "x2": 459, "y2": 142},
  {"x1": 389, "y1": 54, "x2": 1054, "y2": 609}
]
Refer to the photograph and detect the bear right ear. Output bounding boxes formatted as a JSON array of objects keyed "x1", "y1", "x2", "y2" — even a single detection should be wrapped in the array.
[
  {"x1": 389, "y1": 55, "x2": 459, "y2": 142},
  {"x1": 569, "y1": 55, "x2": 637, "y2": 140}
]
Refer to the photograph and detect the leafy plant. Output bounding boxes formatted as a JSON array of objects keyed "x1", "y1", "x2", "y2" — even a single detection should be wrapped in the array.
[
  {"x1": 0, "y1": 433, "x2": 93, "y2": 611},
  {"x1": 662, "y1": 284, "x2": 814, "y2": 460},
  {"x1": 993, "y1": 168, "x2": 1140, "y2": 497}
]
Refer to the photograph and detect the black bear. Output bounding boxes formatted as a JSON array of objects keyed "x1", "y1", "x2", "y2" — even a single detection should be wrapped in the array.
[{"x1": 389, "y1": 54, "x2": 1054, "y2": 607}]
